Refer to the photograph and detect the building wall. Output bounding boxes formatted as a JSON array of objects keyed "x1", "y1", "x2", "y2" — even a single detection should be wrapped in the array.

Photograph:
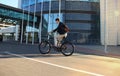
[
  {"x1": 20, "y1": 0, "x2": 100, "y2": 44},
  {"x1": 118, "y1": 0, "x2": 120, "y2": 45},
  {"x1": 64, "y1": 1, "x2": 100, "y2": 44},
  {"x1": 18, "y1": 0, "x2": 22, "y2": 8},
  {"x1": 100, "y1": 0, "x2": 120, "y2": 45}
]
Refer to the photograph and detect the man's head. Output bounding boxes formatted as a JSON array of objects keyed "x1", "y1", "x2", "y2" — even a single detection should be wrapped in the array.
[{"x1": 55, "y1": 18, "x2": 60, "y2": 24}]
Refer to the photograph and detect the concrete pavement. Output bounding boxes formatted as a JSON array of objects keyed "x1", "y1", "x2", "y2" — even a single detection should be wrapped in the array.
[
  {"x1": 75, "y1": 45, "x2": 120, "y2": 58},
  {"x1": 0, "y1": 52, "x2": 120, "y2": 76},
  {"x1": 0, "y1": 42, "x2": 120, "y2": 76},
  {"x1": 0, "y1": 41, "x2": 120, "y2": 58}
]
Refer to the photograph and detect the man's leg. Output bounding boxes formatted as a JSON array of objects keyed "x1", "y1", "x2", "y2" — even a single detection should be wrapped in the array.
[
  {"x1": 54, "y1": 32, "x2": 58, "y2": 46},
  {"x1": 56, "y1": 33, "x2": 67, "y2": 46}
]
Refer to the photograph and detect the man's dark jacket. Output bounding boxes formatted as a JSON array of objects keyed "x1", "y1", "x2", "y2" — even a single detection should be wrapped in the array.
[{"x1": 53, "y1": 22, "x2": 67, "y2": 34}]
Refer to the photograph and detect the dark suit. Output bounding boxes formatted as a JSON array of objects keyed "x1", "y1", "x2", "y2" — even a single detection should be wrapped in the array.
[{"x1": 53, "y1": 22, "x2": 67, "y2": 34}]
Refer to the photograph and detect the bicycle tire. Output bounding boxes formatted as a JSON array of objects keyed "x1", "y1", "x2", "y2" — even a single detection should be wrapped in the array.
[
  {"x1": 38, "y1": 41, "x2": 51, "y2": 54},
  {"x1": 60, "y1": 42, "x2": 74, "y2": 56}
]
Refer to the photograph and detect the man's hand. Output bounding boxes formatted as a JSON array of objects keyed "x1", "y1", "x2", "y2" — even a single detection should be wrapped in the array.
[{"x1": 48, "y1": 31, "x2": 53, "y2": 35}]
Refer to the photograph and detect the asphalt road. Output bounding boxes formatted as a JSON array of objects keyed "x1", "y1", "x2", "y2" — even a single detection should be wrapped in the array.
[{"x1": 0, "y1": 52, "x2": 120, "y2": 76}]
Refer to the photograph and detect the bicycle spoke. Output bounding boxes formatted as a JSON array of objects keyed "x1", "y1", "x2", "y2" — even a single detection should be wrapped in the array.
[
  {"x1": 61, "y1": 42, "x2": 74, "y2": 56},
  {"x1": 38, "y1": 41, "x2": 51, "y2": 54}
]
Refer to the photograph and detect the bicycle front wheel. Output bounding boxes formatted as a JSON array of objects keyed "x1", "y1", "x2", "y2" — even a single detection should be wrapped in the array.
[
  {"x1": 38, "y1": 41, "x2": 51, "y2": 54},
  {"x1": 61, "y1": 42, "x2": 74, "y2": 56}
]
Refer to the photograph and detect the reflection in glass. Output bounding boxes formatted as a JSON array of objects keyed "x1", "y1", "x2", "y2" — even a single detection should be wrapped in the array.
[{"x1": 20, "y1": 0, "x2": 100, "y2": 44}]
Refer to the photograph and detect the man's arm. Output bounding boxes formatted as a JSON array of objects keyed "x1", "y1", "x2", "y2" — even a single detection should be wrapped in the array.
[
  {"x1": 53, "y1": 23, "x2": 61, "y2": 32},
  {"x1": 53, "y1": 27, "x2": 58, "y2": 32},
  {"x1": 48, "y1": 26, "x2": 58, "y2": 34}
]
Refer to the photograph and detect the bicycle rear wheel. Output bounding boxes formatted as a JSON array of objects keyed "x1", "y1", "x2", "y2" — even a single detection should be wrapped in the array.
[
  {"x1": 38, "y1": 41, "x2": 51, "y2": 54},
  {"x1": 61, "y1": 42, "x2": 74, "y2": 56}
]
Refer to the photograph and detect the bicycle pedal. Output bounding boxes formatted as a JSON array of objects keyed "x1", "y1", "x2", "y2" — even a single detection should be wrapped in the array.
[
  {"x1": 62, "y1": 46, "x2": 67, "y2": 50},
  {"x1": 53, "y1": 47, "x2": 61, "y2": 51}
]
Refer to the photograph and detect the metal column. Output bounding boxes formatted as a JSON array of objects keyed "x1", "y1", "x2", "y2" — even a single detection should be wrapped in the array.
[
  {"x1": 59, "y1": 0, "x2": 61, "y2": 17},
  {"x1": 26, "y1": 0, "x2": 30, "y2": 44},
  {"x1": 104, "y1": 0, "x2": 108, "y2": 53},
  {"x1": 39, "y1": 0, "x2": 43, "y2": 43},
  {"x1": 32, "y1": 0, "x2": 37, "y2": 44},
  {"x1": 20, "y1": 5, "x2": 24, "y2": 43}
]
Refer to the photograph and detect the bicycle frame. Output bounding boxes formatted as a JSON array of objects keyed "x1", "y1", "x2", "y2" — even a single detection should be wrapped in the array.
[
  {"x1": 46, "y1": 34, "x2": 65, "y2": 51},
  {"x1": 39, "y1": 33, "x2": 75, "y2": 56}
]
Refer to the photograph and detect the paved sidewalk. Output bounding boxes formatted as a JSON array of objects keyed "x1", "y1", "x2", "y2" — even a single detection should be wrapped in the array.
[
  {"x1": 0, "y1": 41, "x2": 120, "y2": 58},
  {"x1": 75, "y1": 45, "x2": 120, "y2": 58}
]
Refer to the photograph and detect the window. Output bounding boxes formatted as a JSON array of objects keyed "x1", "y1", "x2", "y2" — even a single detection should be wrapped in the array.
[
  {"x1": 0, "y1": 8, "x2": 37, "y2": 22},
  {"x1": 66, "y1": 0, "x2": 89, "y2": 1}
]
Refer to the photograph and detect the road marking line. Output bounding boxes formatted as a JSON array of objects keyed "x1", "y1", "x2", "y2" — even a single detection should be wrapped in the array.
[{"x1": 5, "y1": 51, "x2": 104, "y2": 76}]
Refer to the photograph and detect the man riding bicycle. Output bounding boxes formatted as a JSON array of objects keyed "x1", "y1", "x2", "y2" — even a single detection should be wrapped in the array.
[
  {"x1": 39, "y1": 18, "x2": 74, "y2": 56},
  {"x1": 49, "y1": 18, "x2": 69, "y2": 46}
]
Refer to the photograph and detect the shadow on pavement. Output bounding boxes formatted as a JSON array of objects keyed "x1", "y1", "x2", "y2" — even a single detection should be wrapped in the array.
[
  {"x1": 0, "y1": 52, "x2": 71, "y2": 59},
  {"x1": 0, "y1": 41, "x2": 120, "y2": 59}
]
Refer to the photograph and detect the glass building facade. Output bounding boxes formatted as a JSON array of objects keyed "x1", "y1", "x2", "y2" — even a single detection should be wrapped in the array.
[
  {"x1": 0, "y1": 3, "x2": 40, "y2": 43},
  {"x1": 21, "y1": 0, "x2": 100, "y2": 44}
]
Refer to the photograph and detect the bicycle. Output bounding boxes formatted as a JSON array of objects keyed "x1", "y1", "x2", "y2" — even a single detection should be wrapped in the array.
[{"x1": 38, "y1": 33, "x2": 75, "y2": 56}]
